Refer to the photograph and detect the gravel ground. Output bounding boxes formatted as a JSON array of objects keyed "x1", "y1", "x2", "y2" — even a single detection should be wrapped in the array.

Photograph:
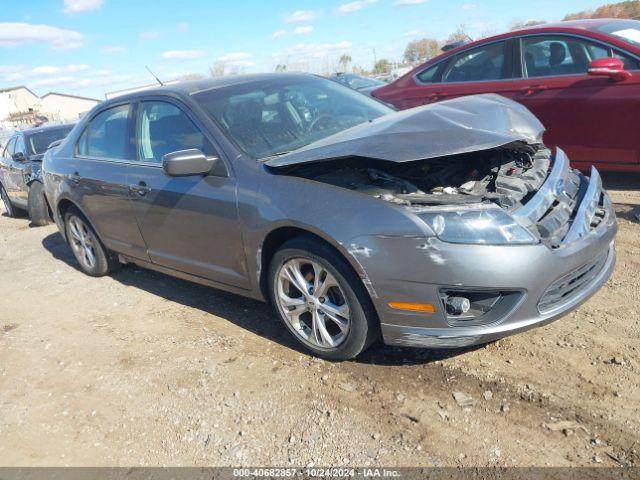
[{"x1": 0, "y1": 173, "x2": 638, "y2": 467}]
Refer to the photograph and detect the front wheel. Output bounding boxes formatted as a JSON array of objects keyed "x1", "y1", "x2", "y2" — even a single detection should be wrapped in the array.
[
  {"x1": 1, "y1": 184, "x2": 23, "y2": 218},
  {"x1": 64, "y1": 207, "x2": 118, "y2": 277},
  {"x1": 27, "y1": 181, "x2": 52, "y2": 226},
  {"x1": 268, "y1": 236, "x2": 379, "y2": 360}
]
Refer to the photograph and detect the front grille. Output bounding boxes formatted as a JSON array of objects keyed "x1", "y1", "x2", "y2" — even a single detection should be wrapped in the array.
[
  {"x1": 538, "y1": 250, "x2": 609, "y2": 313},
  {"x1": 513, "y1": 148, "x2": 608, "y2": 248}
]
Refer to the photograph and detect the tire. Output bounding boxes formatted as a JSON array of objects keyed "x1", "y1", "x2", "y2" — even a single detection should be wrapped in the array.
[
  {"x1": 0, "y1": 183, "x2": 23, "y2": 218},
  {"x1": 268, "y1": 236, "x2": 379, "y2": 360},
  {"x1": 27, "y1": 181, "x2": 52, "y2": 226},
  {"x1": 64, "y1": 206, "x2": 119, "y2": 277}
]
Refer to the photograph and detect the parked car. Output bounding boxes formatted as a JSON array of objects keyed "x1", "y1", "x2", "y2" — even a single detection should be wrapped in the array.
[
  {"x1": 330, "y1": 73, "x2": 387, "y2": 96},
  {"x1": 373, "y1": 19, "x2": 640, "y2": 172},
  {"x1": 43, "y1": 74, "x2": 616, "y2": 360},
  {"x1": 0, "y1": 124, "x2": 74, "y2": 225}
]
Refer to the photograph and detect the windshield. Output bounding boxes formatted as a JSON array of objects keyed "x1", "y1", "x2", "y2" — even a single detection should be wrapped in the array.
[
  {"x1": 594, "y1": 20, "x2": 640, "y2": 47},
  {"x1": 28, "y1": 126, "x2": 73, "y2": 155},
  {"x1": 334, "y1": 74, "x2": 386, "y2": 90},
  {"x1": 192, "y1": 75, "x2": 392, "y2": 159}
]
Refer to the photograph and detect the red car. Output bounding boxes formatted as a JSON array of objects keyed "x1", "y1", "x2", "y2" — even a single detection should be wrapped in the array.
[{"x1": 373, "y1": 19, "x2": 640, "y2": 172}]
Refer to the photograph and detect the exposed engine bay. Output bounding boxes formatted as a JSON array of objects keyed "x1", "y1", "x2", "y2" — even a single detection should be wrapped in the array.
[{"x1": 279, "y1": 142, "x2": 555, "y2": 211}]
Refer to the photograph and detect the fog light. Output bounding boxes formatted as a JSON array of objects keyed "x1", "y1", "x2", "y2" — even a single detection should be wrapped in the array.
[{"x1": 446, "y1": 296, "x2": 471, "y2": 316}]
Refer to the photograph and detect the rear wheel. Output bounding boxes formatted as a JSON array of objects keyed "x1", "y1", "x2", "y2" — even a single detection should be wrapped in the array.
[
  {"x1": 27, "y1": 181, "x2": 52, "y2": 226},
  {"x1": 268, "y1": 236, "x2": 379, "y2": 360},
  {"x1": 64, "y1": 207, "x2": 118, "y2": 277},
  {"x1": 1, "y1": 184, "x2": 23, "y2": 218}
]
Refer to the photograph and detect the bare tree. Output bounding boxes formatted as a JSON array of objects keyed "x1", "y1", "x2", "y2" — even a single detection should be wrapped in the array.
[
  {"x1": 404, "y1": 38, "x2": 440, "y2": 64},
  {"x1": 445, "y1": 24, "x2": 472, "y2": 44}
]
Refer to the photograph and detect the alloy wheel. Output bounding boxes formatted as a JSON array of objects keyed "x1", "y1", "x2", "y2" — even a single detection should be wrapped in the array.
[
  {"x1": 275, "y1": 258, "x2": 351, "y2": 349},
  {"x1": 68, "y1": 216, "x2": 97, "y2": 270}
]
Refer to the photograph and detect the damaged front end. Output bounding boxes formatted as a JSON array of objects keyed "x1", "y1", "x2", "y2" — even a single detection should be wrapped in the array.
[{"x1": 266, "y1": 94, "x2": 608, "y2": 249}]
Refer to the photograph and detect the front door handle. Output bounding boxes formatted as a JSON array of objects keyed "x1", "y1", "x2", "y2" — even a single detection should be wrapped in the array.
[
  {"x1": 70, "y1": 172, "x2": 81, "y2": 184},
  {"x1": 129, "y1": 182, "x2": 150, "y2": 197},
  {"x1": 518, "y1": 85, "x2": 548, "y2": 96}
]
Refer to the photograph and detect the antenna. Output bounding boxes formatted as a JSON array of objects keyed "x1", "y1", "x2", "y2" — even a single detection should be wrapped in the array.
[{"x1": 145, "y1": 66, "x2": 165, "y2": 86}]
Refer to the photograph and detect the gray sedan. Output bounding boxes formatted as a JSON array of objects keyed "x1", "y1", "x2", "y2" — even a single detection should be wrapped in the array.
[{"x1": 42, "y1": 73, "x2": 616, "y2": 360}]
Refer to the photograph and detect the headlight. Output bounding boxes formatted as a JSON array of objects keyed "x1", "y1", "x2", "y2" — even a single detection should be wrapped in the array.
[{"x1": 419, "y1": 206, "x2": 538, "y2": 245}]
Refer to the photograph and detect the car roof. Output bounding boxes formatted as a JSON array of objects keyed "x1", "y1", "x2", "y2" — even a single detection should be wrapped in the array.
[
  {"x1": 22, "y1": 123, "x2": 75, "y2": 136},
  {"x1": 512, "y1": 18, "x2": 636, "y2": 33},
  {"x1": 114, "y1": 73, "x2": 320, "y2": 101}
]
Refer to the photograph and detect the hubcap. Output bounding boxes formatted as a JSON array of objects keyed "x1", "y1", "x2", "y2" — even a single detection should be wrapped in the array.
[
  {"x1": 68, "y1": 216, "x2": 96, "y2": 270},
  {"x1": 276, "y1": 258, "x2": 351, "y2": 349}
]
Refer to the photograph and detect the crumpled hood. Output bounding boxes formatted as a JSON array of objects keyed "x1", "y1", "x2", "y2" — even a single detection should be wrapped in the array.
[{"x1": 265, "y1": 93, "x2": 545, "y2": 168}]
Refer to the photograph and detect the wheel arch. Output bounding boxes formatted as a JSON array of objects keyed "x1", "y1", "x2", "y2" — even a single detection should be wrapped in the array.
[
  {"x1": 258, "y1": 225, "x2": 370, "y2": 303},
  {"x1": 55, "y1": 198, "x2": 101, "y2": 243}
]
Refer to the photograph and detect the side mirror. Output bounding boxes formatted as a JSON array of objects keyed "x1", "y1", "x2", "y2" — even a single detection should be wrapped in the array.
[
  {"x1": 162, "y1": 149, "x2": 218, "y2": 177},
  {"x1": 47, "y1": 139, "x2": 63, "y2": 151},
  {"x1": 12, "y1": 152, "x2": 26, "y2": 162},
  {"x1": 588, "y1": 57, "x2": 631, "y2": 81}
]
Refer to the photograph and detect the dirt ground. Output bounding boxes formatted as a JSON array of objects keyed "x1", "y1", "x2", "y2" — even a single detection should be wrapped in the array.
[{"x1": 0, "y1": 173, "x2": 639, "y2": 467}]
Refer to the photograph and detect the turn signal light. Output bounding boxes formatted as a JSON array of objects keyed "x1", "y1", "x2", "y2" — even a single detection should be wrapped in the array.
[{"x1": 388, "y1": 302, "x2": 436, "y2": 313}]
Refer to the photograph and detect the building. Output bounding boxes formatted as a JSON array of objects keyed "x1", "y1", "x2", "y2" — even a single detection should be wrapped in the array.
[
  {"x1": 0, "y1": 86, "x2": 40, "y2": 125},
  {"x1": 40, "y1": 92, "x2": 100, "y2": 123},
  {"x1": 0, "y1": 86, "x2": 100, "y2": 129}
]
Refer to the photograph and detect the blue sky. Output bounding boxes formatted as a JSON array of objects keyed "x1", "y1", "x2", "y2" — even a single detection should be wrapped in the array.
[{"x1": 0, "y1": 0, "x2": 607, "y2": 98}]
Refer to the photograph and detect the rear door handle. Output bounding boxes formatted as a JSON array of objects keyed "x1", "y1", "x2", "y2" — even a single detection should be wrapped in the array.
[
  {"x1": 129, "y1": 182, "x2": 150, "y2": 197},
  {"x1": 70, "y1": 172, "x2": 81, "y2": 184}
]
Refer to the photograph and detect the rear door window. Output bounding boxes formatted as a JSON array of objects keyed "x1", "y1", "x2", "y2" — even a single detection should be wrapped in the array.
[
  {"x1": 443, "y1": 42, "x2": 507, "y2": 82},
  {"x1": 77, "y1": 104, "x2": 132, "y2": 160}
]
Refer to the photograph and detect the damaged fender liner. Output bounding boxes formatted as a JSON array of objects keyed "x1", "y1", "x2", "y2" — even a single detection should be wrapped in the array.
[{"x1": 264, "y1": 94, "x2": 544, "y2": 168}]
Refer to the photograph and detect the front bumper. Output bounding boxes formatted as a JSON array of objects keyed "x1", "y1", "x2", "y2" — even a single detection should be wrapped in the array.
[{"x1": 348, "y1": 155, "x2": 617, "y2": 349}]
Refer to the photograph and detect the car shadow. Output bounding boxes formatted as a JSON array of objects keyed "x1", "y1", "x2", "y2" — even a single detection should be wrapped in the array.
[
  {"x1": 601, "y1": 172, "x2": 640, "y2": 192},
  {"x1": 41, "y1": 232, "x2": 471, "y2": 366}
]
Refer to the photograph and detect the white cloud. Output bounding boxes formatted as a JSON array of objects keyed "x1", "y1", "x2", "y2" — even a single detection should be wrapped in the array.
[
  {"x1": 30, "y1": 75, "x2": 77, "y2": 88},
  {"x1": 62, "y1": 0, "x2": 103, "y2": 13},
  {"x1": 338, "y1": 0, "x2": 377, "y2": 13},
  {"x1": 274, "y1": 41, "x2": 353, "y2": 61},
  {"x1": 0, "y1": 23, "x2": 83, "y2": 50},
  {"x1": 32, "y1": 65, "x2": 62, "y2": 75},
  {"x1": 101, "y1": 45, "x2": 125, "y2": 53},
  {"x1": 217, "y1": 52, "x2": 252, "y2": 63},
  {"x1": 283, "y1": 10, "x2": 316, "y2": 23},
  {"x1": 0, "y1": 65, "x2": 25, "y2": 75},
  {"x1": 161, "y1": 49, "x2": 206, "y2": 61},
  {"x1": 394, "y1": 0, "x2": 428, "y2": 5},
  {"x1": 67, "y1": 63, "x2": 90, "y2": 72},
  {"x1": 294, "y1": 25, "x2": 314, "y2": 35},
  {"x1": 140, "y1": 30, "x2": 161, "y2": 40},
  {"x1": 272, "y1": 29, "x2": 286, "y2": 38},
  {"x1": 404, "y1": 29, "x2": 424, "y2": 37},
  {"x1": 177, "y1": 22, "x2": 189, "y2": 32},
  {"x1": 462, "y1": 3, "x2": 477, "y2": 9}
]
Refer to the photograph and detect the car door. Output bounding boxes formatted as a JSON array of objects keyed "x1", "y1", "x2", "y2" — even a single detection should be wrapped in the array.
[
  {"x1": 7, "y1": 134, "x2": 30, "y2": 208},
  {"x1": 71, "y1": 102, "x2": 150, "y2": 261},
  {"x1": 126, "y1": 98, "x2": 249, "y2": 289},
  {"x1": 0, "y1": 137, "x2": 16, "y2": 197},
  {"x1": 396, "y1": 40, "x2": 519, "y2": 108},
  {"x1": 511, "y1": 34, "x2": 640, "y2": 168}
]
